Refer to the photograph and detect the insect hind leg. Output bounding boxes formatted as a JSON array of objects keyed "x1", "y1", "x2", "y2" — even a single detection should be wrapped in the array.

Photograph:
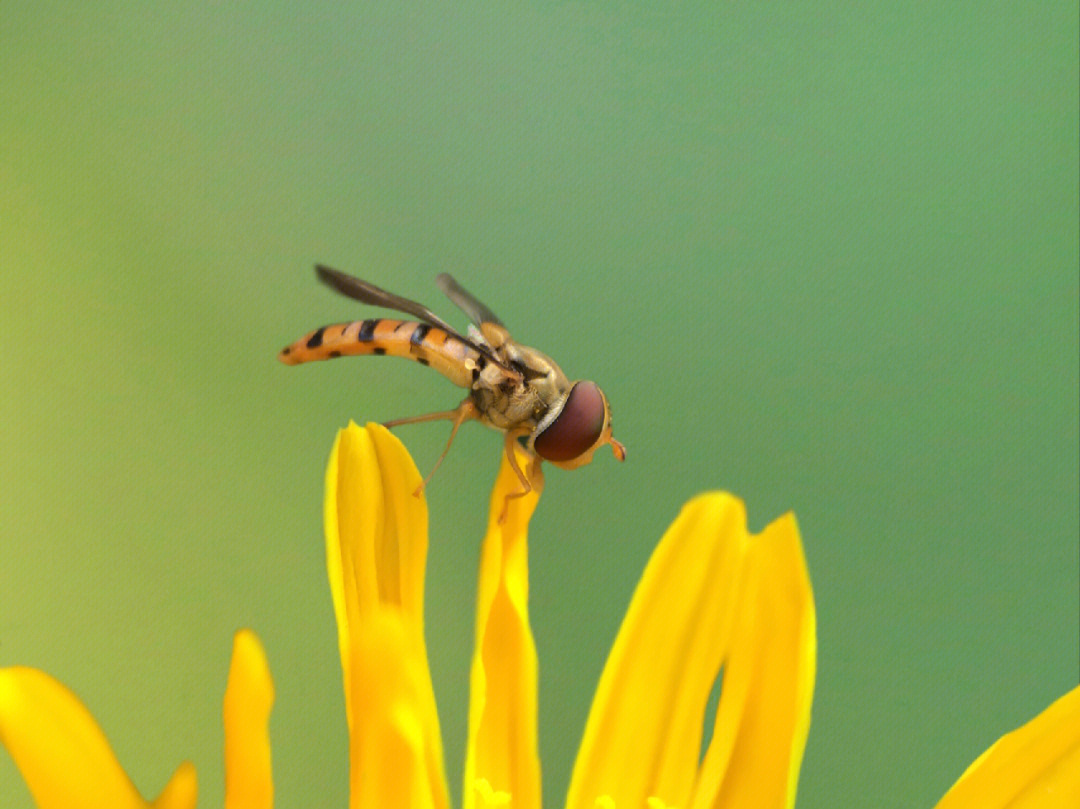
[{"x1": 384, "y1": 398, "x2": 479, "y2": 496}]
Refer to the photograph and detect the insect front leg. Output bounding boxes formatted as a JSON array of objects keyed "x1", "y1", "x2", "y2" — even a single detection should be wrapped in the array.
[
  {"x1": 498, "y1": 430, "x2": 542, "y2": 524},
  {"x1": 384, "y1": 398, "x2": 480, "y2": 496}
]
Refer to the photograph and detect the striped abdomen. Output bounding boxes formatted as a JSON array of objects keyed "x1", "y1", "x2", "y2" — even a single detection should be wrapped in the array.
[{"x1": 278, "y1": 319, "x2": 481, "y2": 388}]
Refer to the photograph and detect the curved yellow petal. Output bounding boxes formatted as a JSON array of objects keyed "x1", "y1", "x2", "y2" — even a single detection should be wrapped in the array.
[
  {"x1": 325, "y1": 422, "x2": 448, "y2": 809},
  {"x1": 693, "y1": 512, "x2": 815, "y2": 809},
  {"x1": 566, "y1": 493, "x2": 754, "y2": 809},
  {"x1": 933, "y1": 684, "x2": 1080, "y2": 809},
  {"x1": 0, "y1": 666, "x2": 196, "y2": 809},
  {"x1": 463, "y1": 448, "x2": 543, "y2": 809},
  {"x1": 224, "y1": 629, "x2": 274, "y2": 809}
]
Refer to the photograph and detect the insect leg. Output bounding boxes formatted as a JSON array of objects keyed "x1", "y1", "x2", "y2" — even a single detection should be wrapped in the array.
[
  {"x1": 417, "y1": 399, "x2": 479, "y2": 496},
  {"x1": 383, "y1": 399, "x2": 480, "y2": 497},
  {"x1": 498, "y1": 430, "x2": 540, "y2": 523},
  {"x1": 382, "y1": 400, "x2": 473, "y2": 429}
]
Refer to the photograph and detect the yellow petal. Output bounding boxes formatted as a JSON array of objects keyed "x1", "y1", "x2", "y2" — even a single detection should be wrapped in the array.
[
  {"x1": 566, "y1": 493, "x2": 754, "y2": 809},
  {"x1": 224, "y1": 630, "x2": 274, "y2": 809},
  {"x1": 933, "y1": 684, "x2": 1080, "y2": 809},
  {"x1": 463, "y1": 448, "x2": 544, "y2": 809},
  {"x1": 326, "y1": 423, "x2": 434, "y2": 708},
  {"x1": 325, "y1": 422, "x2": 449, "y2": 809},
  {"x1": 0, "y1": 666, "x2": 197, "y2": 809},
  {"x1": 693, "y1": 512, "x2": 815, "y2": 809},
  {"x1": 350, "y1": 612, "x2": 450, "y2": 809},
  {"x1": 153, "y1": 762, "x2": 198, "y2": 809}
]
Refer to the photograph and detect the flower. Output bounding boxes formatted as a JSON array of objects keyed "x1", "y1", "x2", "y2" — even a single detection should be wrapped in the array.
[
  {"x1": 3, "y1": 420, "x2": 1078, "y2": 808},
  {"x1": 320, "y1": 421, "x2": 1080, "y2": 809},
  {"x1": 0, "y1": 629, "x2": 272, "y2": 809},
  {"x1": 325, "y1": 422, "x2": 816, "y2": 808}
]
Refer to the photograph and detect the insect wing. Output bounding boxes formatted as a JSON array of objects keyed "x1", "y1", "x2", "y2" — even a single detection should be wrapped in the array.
[
  {"x1": 316, "y1": 265, "x2": 462, "y2": 334},
  {"x1": 436, "y1": 273, "x2": 505, "y2": 328},
  {"x1": 314, "y1": 265, "x2": 521, "y2": 379}
]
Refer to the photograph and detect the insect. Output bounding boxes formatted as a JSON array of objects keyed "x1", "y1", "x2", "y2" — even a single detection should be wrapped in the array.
[{"x1": 280, "y1": 266, "x2": 625, "y2": 514}]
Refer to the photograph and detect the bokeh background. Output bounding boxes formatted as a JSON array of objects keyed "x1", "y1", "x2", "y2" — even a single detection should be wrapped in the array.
[{"x1": 3, "y1": 3, "x2": 1077, "y2": 807}]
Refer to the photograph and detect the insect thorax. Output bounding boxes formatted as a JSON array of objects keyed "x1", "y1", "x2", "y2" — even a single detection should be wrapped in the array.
[{"x1": 471, "y1": 342, "x2": 570, "y2": 432}]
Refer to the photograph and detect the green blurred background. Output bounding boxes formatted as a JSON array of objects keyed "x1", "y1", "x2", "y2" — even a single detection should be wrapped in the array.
[{"x1": 2, "y1": 3, "x2": 1077, "y2": 806}]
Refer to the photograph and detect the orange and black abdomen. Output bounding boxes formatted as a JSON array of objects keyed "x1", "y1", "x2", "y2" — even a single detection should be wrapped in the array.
[{"x1": 278, "y1": 319, "x2": 480, "y2": 389}]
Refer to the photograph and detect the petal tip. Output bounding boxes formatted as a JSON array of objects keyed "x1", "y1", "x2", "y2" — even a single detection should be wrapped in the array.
[
  {"x1": 230, "y1": 630, "x2": 273, "y2": 699},
  {"x1": 154, "y1": 760, "x2": 198, "y2": 809}
]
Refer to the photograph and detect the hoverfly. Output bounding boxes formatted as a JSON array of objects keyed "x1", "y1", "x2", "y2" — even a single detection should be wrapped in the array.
[{"x1": 280, "y1": 266, "x2": 625, "y2": 514}]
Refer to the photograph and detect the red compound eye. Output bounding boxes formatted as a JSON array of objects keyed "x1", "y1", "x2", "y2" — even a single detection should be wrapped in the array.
[{"x1": 533, "y1": 381, "x2": 606, "y2": 462}]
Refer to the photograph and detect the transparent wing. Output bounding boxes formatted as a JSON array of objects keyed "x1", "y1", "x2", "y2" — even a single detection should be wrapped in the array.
[
  {"x1": 436, "y1": 273, "x2": 505, "y2": 328},
  {"x1": 317, "y1": 265, "x2": 463, "y2": 334},
  {"x1": 314, "y1": 265, "x2": 520, "y2": 378}
]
